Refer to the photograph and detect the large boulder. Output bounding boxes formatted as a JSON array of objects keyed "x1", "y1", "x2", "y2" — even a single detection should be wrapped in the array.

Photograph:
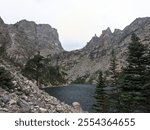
[{"x1": 72, "y1": 102, "x2": 83, "y2": 113}]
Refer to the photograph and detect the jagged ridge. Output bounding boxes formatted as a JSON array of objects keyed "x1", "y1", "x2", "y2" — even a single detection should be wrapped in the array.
[{"x1": 51, "y1": 17, "x2": 150, "y2": 83}]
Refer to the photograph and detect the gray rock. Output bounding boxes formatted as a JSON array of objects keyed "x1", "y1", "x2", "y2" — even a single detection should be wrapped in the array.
[
  {"x1": 72, "y1": 102, "x2": 83, "y2": 113},
  {"x1": 17, "y1": 99, "x2": 30, "y2": 112},
  {"x1": 12, "y1": 81, "x2": 17, "y2": 86},
  {"x1": 39, "y1": 107, "x2": 47, "y2": 113},
  {"x1": 6, "y1": 19, "x2": 63, "y2": 64},
  {"x1": 56, "y1": 104, "x2": 63, "y2": 112},
  {"x1": 72, "y1": 102, "x2": 80, "y2": 106},
  {"x1": 1, "y1": 102, "x2": 5, "y2": 107},
  {"x1": 21, "y1": 95, "x2": 28, "y2": 101},
  {"x1": 2, "y1": 95, "x2": 10, "y2": 103},
  {"x1": 1, "y1": 108, "x2": 8, "y2": 112},
  {"x1": 0, "y1": 17, "x2": 11, "y2": 56},
  {"x1": 9, "y1": 99, "x2": 16, "y2": 105}
]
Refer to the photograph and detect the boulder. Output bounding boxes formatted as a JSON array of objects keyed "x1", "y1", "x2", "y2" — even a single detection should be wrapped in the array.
[
  {"x1": 17, "y1": 99, "x2": 30, "y2": 112},
  {"x1": 9, "y1": 99, "x2": 16, "y2": 105},
  {"x1": 39, "y1": 107, "x2": 47, "y2": 113},
  {"x1": 2, "y1": 94, "x2": 10, "y2": 103},
  {"x1": 72, "y1": 102, "x2": 83, "y2": 113}
]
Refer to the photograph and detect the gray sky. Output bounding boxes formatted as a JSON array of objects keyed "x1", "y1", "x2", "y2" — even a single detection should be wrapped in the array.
[{"x1": 0, "y1": 0, "x2": 150, "y2": 51}]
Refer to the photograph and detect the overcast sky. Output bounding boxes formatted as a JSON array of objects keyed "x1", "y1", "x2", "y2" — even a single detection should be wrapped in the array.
[{"x1": 0, "y1": 0, "x2": 150, "y2": 51}]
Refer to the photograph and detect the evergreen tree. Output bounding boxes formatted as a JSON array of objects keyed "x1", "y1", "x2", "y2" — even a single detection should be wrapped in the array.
[
  {"x1": 22, "y1": 51, "x2": 45, "y2": 87},
  {"x1": 119, "y1": 33, "x2": 148, "y2": 112},
  {"x1": 22, "y1": 53, "x2": 67, "y2": 86},
  {"x1": 96, "y1": 71, "x2": 105, "y2": 89},
  {"x1": 93, "y1": 71, "x2": 110, "y2": 112},
  {"x1": 143, "y1": 48, "x2": 150, "y2": 111},
  {"x1": 109, "y1": 49, "x2": 118, "y2": 86},
  {"x1": 0, "y1": 66, "x2": 14, "y2": 91},
  {"x1": 121, "y1": 33, "x2": 146, "y2": 90},
  {"x1": 144, "y1": 48, "x2": 150, "y2": 88}
]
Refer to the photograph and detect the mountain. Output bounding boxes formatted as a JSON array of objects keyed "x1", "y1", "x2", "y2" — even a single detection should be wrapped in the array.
[
  {"x1": 51, "y1": 17, "x2": 150, "y2": 83},
  {"x1": 1, "y1": 17, "x2": 150, "y2": 83},
  {"x1": 0, "y1": 17, "x2": 83, "y2": 113},
  {"x1": 1, "y1": 16, "x2": 150, "y2": 112},
  {"x1": 0, "y1": 17, "x2": 63, "y2": 64}
]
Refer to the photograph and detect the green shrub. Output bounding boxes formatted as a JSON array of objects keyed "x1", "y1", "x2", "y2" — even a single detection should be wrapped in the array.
[{"x1": 0, "y1": 66, "x2": 14, "y2": 91}]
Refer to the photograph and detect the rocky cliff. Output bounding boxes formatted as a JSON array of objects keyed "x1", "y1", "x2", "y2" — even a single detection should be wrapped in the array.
[
  {"x1": 0, "y1": 18, "x2": 63, "y2": 64},
  {"x1": 0, "y1": 17, "x2": 11, "y2": 56},
  {"x1": 51, "y1": 17, "x2": 150, "y2": 83}
]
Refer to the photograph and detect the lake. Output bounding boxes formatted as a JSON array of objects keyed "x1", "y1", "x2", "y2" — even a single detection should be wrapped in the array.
[
  {"x1": 44, "y1": 84, "x2": 149, "y2": 113},
  {"x1": 44, "y1": 84, "x2": 96, "y2": 112}
]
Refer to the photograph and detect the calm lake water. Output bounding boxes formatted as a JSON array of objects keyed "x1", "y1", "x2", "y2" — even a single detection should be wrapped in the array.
[
  {"x1": 44, "y1": 84, "x2": 149, "y2": 113},
  {"x1": 44, "y1": 84, "x2": 96, "y2": 112}
]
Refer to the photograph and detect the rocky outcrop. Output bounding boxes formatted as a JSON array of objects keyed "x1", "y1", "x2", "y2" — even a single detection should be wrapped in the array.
[
  {"x1": 0, "y1": 18, "x2": 64, "y2": 64},
  {"x1": 51, "y1": 17, "x2": 150, "y2": 83},
  {"x1": 0, "y1": 60, "x2": 84, "y2": 113},
  {"x1": 0, "y1": 17, "x2": 11, "y2": 57}
]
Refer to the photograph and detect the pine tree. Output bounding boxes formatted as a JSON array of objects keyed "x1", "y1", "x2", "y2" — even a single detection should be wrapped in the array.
[
  {"x1": 0, "y1": 66, "x2": 14, "y2": 91},
  {"x1": 22, "y1": 53, "x2": 67, "y2": 86},
  {"x1": 121, "y1": 33, "x2": 146, "y2": 90},
  {"x1": 96, "y1": 71, "x2": 105, "y2": 89},
  {"x1": 143, "y1": 48, "x2": 150, "y2": 111},
  {"x1": 119, "y1": 33, "x2": 148, "y2": 112},
  {"x1": 22, "y1": 51, "x2": 45, "y2": 87},
  {"x1": 93, "y1": 71, "x2": 110, "y2": 112},
  {"x1": 144, "y1": 48, "x2": 150, "y2": 88},
  {"x1": 109, "y1": 49, "x2": 118, "y2": 86}
]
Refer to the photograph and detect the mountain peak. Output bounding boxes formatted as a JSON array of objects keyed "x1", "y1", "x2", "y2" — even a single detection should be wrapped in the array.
[
  {"x1": 17, "y1": 19, "x2": 36, "y2": 24},
  {"x1": 102, "y1": 27, "x2": 112, "y2": 36},
  {"x1": 113, "y1": 29, "x2": 122, "y2": 35}
]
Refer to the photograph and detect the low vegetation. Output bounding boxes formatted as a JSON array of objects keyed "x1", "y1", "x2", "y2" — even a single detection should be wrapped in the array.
[{"x1": 0, "y1": 66, "x2": 14, "y2": 91}]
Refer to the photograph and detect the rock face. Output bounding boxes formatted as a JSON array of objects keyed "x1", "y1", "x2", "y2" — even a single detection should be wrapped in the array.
[
  {"x1": 0, "y1": 18, "x2": 63, "y2": 64},
  {"x1": 51, "y1": 17, "x2": 150, "y2": 83},
  {"x1": 0, "y1": 17, "x2": 11, "y2": 56}
]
